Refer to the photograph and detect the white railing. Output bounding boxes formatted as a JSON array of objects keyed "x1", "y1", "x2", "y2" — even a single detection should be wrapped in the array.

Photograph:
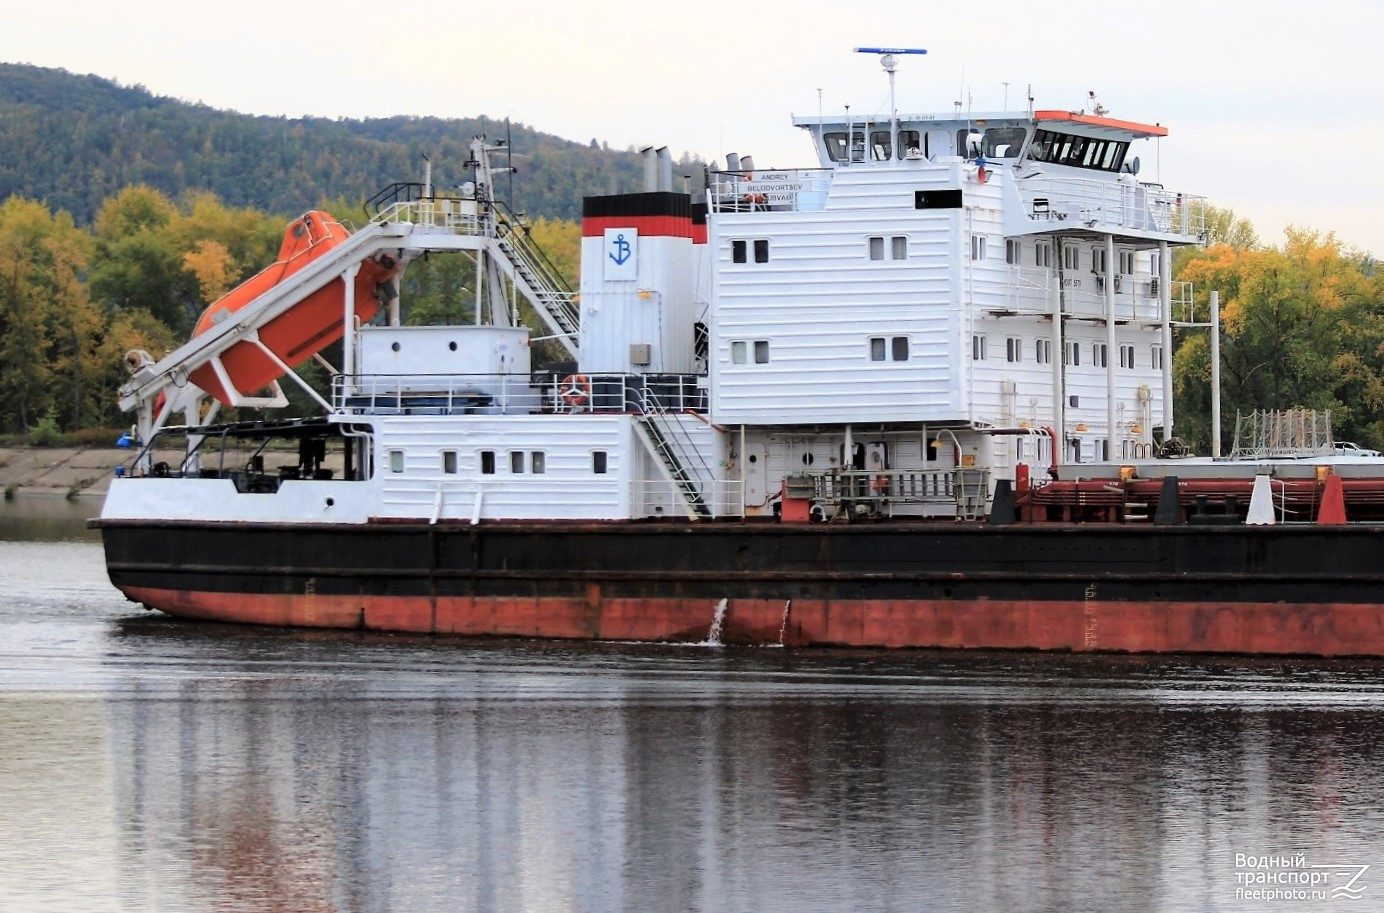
[
  {"x1": 707, "y1": 169, "x2": 833, "y2": 214},
  {"x1": 811, "y1": 468, "x2": 982, "y2": 504},
  {"x1": 333, "y1": 373, "x2": 542, "y2": 415},
  {"x1": 1020, "y1": 176, "x2": 1205, "y2": 238},
  {"x1": 333, "y1": 372, "x2": 709, "y2": 417},
  {"x1": 635, "y1": 479, "x2": 744, "y2": 518},
  {"x1": 373, "y1": 198, "x2": 489, "y2": 234}
]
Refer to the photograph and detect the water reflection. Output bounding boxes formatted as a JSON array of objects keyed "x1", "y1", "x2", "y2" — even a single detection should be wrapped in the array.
[
  {"x1": 2, "y1": 508, "x2": 1383, "y2": 912},
  {"x1": 84, "y1": 636, "x2": 1384, "y2": 913},
  {"x1": 0, "y1": 495, "x2": 101, "y2": 542}
]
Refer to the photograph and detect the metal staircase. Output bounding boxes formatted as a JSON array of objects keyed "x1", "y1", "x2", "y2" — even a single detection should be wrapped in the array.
[
  {"x1": 493, "y1": 204, "x2": 579, "y2": 355},
  {"x1": 632, "y1": 392, "x2": 714, "y2": 519}
]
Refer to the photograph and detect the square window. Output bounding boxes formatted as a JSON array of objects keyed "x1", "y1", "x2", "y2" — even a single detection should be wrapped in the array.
[
  {"x1": 442, "y1": 451, "x2": 458, "y2": 474},
  {"x1": 1006, "y1": 239, "x2": 1021, "y2": 264},
  {"x1": 388, "y1": 450, "x2": 404, "y2": 473},
  {"x1": 869, "y1": 236, "x2": 884, "y2": 261},
  {"x1": 891, "y1": 236, "x2": 908, "y2": 260},
  {"x1": 891, "y1": 336, "x2": 909, "y2": 361},
  {"x1": 870, "y1": 337, "x2": 886, "y2": 361},
  {"x1": 754, "y1": 239, "x2": 769, "y2": 263},
  {"x1": 593, "y1": 451, "x2": 608, "y2": 474},
  {"x1": 1007, "y1": 337, "x2": 1022, "y2": 363},
  {"x1": 754, "y1": 340, "x2": 770, "y2": 364},
  {"x1": 531, "y1": 451, "x2": 546, "y2": 474},
  {"x1": 510, "y1": 451, "x2": 525, "y2": 474},
  {"x1": 480, "y1": 451, "x2": 495, "y2": 475},
  {"x1": 731, "y1": 341, "x2": 747, "y2": 364},
  {"x1": 732, "y1": 240, "x2": 747, "y2": 263}
]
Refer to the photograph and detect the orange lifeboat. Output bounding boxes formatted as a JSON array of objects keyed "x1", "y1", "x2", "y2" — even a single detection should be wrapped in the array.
[{"x1": 187, "y1": 211, "x2": 401, "y2": 405}]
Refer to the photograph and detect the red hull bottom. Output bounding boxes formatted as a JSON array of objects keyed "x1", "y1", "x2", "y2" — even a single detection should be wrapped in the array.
[{"x1": 121, "y1": 587, "x2": 1384, "y2": 657}]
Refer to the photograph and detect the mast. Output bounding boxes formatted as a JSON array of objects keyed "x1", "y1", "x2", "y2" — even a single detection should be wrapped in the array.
[{"x1": 855, "y1": 47, "x2": 927, "y2": 160}]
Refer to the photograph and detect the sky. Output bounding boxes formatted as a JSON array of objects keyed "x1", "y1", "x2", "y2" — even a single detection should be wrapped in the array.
[{"x1": 3, "y1": 0, "x2": 1383, "y2": 256}]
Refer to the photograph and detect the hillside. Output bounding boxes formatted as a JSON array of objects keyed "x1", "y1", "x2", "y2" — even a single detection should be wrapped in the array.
[{"x1": 0, "y1": 62, "x2": 690, "y2": 222}]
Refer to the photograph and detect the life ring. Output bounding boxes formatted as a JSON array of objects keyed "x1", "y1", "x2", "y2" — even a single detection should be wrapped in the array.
[
  {"x1": 870, "y1": 475, "x2": 888, "y2": 496},
  {"x1": 560, "y1": 374, "x2": 591, "y2": 408},
  {"x1": 741, "y1": 174, "x2": 765, "y2": 206}
]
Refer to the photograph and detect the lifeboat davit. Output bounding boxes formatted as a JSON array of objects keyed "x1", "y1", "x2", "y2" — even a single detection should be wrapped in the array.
[{"x1": 187, "y1": 211, "x2": 401, "y2": 405}]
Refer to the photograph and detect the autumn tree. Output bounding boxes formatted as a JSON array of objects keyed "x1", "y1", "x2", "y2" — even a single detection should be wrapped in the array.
[
  {"x1": 0, "y1": 197, "x2": 58, "y2": 431},
  {"x1": 1174, "y1": 226, "x2": 1384, "y2": 451}
]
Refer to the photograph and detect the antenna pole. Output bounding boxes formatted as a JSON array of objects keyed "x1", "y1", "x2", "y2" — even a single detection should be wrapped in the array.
[{"x1": 855, "y1": 47, "x2": 926, "y2": 162}]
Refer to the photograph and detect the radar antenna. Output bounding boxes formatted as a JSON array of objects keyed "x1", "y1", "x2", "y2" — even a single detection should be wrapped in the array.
[{"x1": 854, "y1": 47, "x2": 927, "y2": 162}]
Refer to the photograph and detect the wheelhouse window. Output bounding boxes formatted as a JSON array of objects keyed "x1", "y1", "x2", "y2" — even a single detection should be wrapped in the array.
[
  {"x1": 823, "y1": 131, "x2": 866, "y2": 163},
  {"x1": 870, "y1": 131, "x2": 891, "y2": 161},
  {"x1": 956, "y1": 126, "x2": 1028, "y2": 158},
  {"x1": 1025, "y1": 128, "x2": 1128, "y2": 172}
]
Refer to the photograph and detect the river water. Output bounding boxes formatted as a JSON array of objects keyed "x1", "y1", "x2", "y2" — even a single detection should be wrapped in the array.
[{"x1": 3, "y1": 498, "x2": 1383, "y2": 912}]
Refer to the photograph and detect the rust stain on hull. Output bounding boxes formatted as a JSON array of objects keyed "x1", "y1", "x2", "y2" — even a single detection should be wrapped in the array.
[{"x1": 121, "y1": 586, "x2": 1384, "y2": 658}]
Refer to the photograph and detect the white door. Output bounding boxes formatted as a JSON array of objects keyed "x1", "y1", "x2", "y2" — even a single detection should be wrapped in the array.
[{"x1": 744, "y1": 443, "x2": 770, "y2": 507}]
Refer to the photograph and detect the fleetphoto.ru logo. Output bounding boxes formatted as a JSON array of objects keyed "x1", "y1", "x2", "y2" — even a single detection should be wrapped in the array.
[{"x1": 1235, "y1": 853, "x2": 1369, "y2": 902}]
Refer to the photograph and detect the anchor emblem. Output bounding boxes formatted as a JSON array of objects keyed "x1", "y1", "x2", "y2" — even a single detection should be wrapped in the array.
[{"x1": 609, "y1": 233, "x2": 632, "y2": 266}]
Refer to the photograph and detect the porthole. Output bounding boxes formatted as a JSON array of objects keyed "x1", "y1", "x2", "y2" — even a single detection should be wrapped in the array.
[
  {"x1": 391, "y1": 342, "x2": 401, "y2": 352},
  {"x1": 448, "y1": 341, "x2": 458, "y2": 351},
  {"x1": 802, "y1": 453, "x2": 815, "y2": 465}
]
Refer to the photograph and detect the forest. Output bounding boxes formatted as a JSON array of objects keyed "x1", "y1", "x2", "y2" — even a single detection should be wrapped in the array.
[
  {"x1": 0, "y1": 62, "x2": 684, "y2": 224},
  {"x1": 2, "y1": 63, "x2": 1383, "y2": 453}
]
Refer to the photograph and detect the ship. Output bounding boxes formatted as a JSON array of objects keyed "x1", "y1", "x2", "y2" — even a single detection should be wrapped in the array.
[{"x1": 93, "y1": 52, "x2": 1384, "y2": 657}]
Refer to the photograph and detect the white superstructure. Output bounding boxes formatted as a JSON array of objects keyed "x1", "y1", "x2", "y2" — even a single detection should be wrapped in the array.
[{"x1": 104, "y1": 73, "x2": 1204, "y2": 528}]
